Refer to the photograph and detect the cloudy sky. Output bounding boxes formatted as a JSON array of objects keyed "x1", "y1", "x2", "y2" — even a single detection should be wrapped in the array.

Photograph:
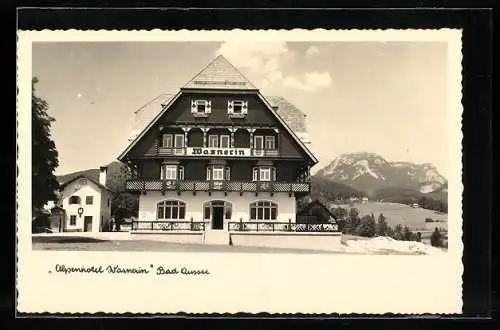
[{"x1": 32, "y1": 41, "x2": 449, "y2": 177}]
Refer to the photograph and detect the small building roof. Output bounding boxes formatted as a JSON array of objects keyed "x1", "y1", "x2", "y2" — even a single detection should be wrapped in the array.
[{"x1": 59, "y1": 174, "x2": 114, "y2": 193}]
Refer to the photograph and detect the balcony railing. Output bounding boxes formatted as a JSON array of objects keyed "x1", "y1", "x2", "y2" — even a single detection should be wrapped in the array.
[
  {"x1": 126, "y1": 180, "x2": 310, "y2": 193},
  {"x1": 228, "y1": 221, "x2": 339, "y2": 232},
  {"x1": 131, "y1": 220, "x2": 210, "y2": 231},
  {"x1": 130, "y1": 220, "x2": 339, "y2": 232}
]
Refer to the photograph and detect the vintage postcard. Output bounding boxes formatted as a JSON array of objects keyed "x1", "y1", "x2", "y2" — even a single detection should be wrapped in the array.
[{"x1": 17, "y1": 29, "x2": 463, "y2": 314}]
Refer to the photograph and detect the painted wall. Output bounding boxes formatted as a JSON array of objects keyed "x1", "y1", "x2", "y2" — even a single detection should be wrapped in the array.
[
  {"x1": 59, "y1": 180, "x2": 103, "y2": 233},
  {"x1": 138, "y1": 191, "x2": 297, "y2": 230},
  {"x1": 99, "y1": 189, "x2": 113, "y2": 231}
]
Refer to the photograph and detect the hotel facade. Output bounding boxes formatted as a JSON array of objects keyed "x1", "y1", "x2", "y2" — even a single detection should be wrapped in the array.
[{"x1": 118, "y1": 55, "x2": 340, "y2": 247}]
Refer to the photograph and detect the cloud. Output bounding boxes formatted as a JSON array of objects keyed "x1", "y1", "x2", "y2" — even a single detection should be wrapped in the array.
[
  {"x1": 305, "y1": 46, "x2": 320, "y2": 57},
  {"x1": 282, "y1": 71, "x2": 332, "y2": 91},
  {"x1": 215, "y1": 42, "x2": 332, "y2": 92}
]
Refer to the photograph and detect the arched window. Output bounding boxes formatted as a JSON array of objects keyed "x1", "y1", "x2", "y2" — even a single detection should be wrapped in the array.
[
  {"x1": 250, "y1": 201, "x2": 278, "y2": 220},
  {"x1": 69, "y1": 196, "x2": 81, "y2": 205},
  {"x1": 157, "y1": 200, "x2": 186, "y2": 220}
]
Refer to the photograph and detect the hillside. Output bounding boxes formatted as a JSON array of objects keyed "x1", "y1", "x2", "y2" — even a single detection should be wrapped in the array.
[
  {"x1": 316, "y1": 152, "x2": 447, "y2": 196},
  {"x1": 56, "y1": 161, "x2": 127, "y2": 191},
  {"x1": 309, "y1": 176, "x2": 366, "y2": 201}
]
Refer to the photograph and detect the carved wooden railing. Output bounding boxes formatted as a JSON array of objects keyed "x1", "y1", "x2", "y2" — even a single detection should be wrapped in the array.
[
  {"x1": 126, "y1": 180, "x2": 310, "y2": 193},
  {"x1": 227, "y1": 221, "x2": 339, "y2": 232},
  {"x1": 131, "y1": 220, "x2": 210, "y2": 232}
]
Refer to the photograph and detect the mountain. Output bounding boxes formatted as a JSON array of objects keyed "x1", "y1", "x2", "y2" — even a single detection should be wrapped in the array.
[{"x1": 315, "y1": 152, "x2": 447, "y2": 198}]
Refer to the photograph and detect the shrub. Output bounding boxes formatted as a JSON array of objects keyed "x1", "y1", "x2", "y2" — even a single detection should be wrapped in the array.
[
  {"x1": 425, "y1": 218, "x2": 434, "y2": 223},
  {"x1": 430, "y1": 227, "x2": 444, "y2": 247}
]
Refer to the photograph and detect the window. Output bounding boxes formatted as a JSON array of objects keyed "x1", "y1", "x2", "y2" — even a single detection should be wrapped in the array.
[
  {"x1": 220, "y1": 135, "x2": 230, "y2": 148},
  {"x1": 85, "y1": 196, "x2": 93, "y2": 205},
  {"x1": 250, "y1": 201, "x2": 278, "y2": 220},
  {"x1": 260, "y1": 167, "x2": 271, "y2": 181},
  {"x1": 162, "y1": 134, "x2": 173, "y2": 148},
  {"x1": 232, "y1": 100, "x2": 244, "y2": 113},
  {"x1": 157, "y1": 200, "x2": 186, "y2": 220},
  {"x1": 265, "y1": 136, "x2": 276, "y2": 149},
  {"x1": 178, "y1": 166, "x2": 184, "y2": 180},
  {"x1": 69, "y1": 196, "x2": 81, "y2": 205},
  {"x1": 253, "y1": 166, "x2": 276, "y2": 181},
  {"x1": 212, "y1": 166, "x2": 224, "y2": 181},
  {"x1": 191, "y1": 100, "x2": 211, "y2": 115},
  {"x1": 228, "y1": 100, "x2": 248, "y2": 116},
  {"x1": 161, "y1": 164, "x2": 178, "y2": 180},
  {"x1": 70, "y1": 215, "x2": 77, "y2": 225},
  {"x1": 208, "y1": 135, "x2": 218, "y2": 148},
  {"x1": 254, "y1": 136, "x2": 264, "y2": 149},
  {"x1": 174, "y1": 134, "x2": 185, "y2": 148}
]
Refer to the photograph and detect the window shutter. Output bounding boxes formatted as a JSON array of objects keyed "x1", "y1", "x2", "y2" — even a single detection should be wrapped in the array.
[
  {"x1": 252, "y1": 167, "x2": 259, "y2": 181},
  {"x1": 191, "y1": 100, "x2": 197, "y2": 113},
  {"x1": 227, "y1": 100, "x2": 233, "y2": 114},
  {"x1": 179, "y1": 166, "x2": 184, "y2": 180},
  {"x1": 160, "y1": 165, "x2": 165, "y2": 180},
  {"x1": 206, "y1": 101, "x2": 212, "y2": 113},
  {"x1": 206, "y1": 167, "x2": 211, "y2": 180},
  {"x1": 271, "y1": 167, "x2": 276, "y2": 181},
  {"x1": 242, "y1": 101, "x2": 248, "y2": 114},
  {"x1": 225, "y1": 166, "x2": 231, "y2": 180}
]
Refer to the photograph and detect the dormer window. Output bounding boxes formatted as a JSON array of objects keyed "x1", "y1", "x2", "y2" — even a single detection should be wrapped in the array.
[
  {"x1": 191, "y1": 100, "x2": 211, "y2": 117},
  {"x1": 228, "y1": 100, "x2": 248, "y2": 118}
]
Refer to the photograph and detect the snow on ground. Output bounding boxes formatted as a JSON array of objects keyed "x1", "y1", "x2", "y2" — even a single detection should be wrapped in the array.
[{"x1": 340, "y1": 236, "x2": 445, "y2": 255}]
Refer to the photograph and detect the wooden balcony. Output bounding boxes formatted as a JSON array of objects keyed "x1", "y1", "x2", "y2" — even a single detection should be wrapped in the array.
[{"x1": 126, "y1": 179, "x2": 310, "y2": 194}]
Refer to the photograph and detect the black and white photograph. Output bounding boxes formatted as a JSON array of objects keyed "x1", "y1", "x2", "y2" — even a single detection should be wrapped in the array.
[{"x1": 17, "y1": 29, "x2": 463, "y2": 314}]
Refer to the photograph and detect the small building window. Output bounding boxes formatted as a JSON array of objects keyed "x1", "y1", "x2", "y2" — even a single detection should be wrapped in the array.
[
  {"x1": 86, "y1": 196, "x2": 93, "y2": 205},
  {"x1": 69, "y1": 196, "x2": 81, "y2": 205},
  {"x1": 208, "y1": 135, "x2": 218, "y2": 148},
  {"x1": 250, "y1": 201, "x2": 278, "y2": 221},
  {"x1": 157, "y1": 200, "x2": 186, "y2": 220},
  {"x1": 265, "y1": 136, "x2": 276, "y2": 149},
  {"x1": 70, "y1": 215, "x2": 77, "y2": 225},
  {"x1": 220, "y1": 135, "x2": 230, "y2": 148}
]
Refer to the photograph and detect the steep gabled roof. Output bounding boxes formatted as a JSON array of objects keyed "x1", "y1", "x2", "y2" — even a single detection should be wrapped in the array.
[
  {"x1": 117, "y1": 56, "x2": 318, "y2": 164},
  {"x1": 59, "y1": 174, "x2": 114, "y2": 193},
  {"x1": 182, "y1": 55, "x2": 258, "y2": 90}
]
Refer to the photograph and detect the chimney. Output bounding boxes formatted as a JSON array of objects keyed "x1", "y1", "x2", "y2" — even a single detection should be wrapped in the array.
[{"x1": 99, "y1": 166, "x2": 108, "y2": 186}]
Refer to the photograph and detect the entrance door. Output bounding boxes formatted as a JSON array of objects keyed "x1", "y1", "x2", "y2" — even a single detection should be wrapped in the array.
[
  {"x1": 212, "y1": 207, "x2": 224, "y2": 230},
  {"x1": 84, "y1": 216, "x2": 93, "y2": 232}
]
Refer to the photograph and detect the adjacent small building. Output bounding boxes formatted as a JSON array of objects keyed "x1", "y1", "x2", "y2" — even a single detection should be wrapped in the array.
[{"x1": 56, "y1": 166, "x2": 114, "y2": 232}]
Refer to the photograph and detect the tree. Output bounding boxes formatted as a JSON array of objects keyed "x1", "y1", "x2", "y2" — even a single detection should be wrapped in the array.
[
  {"x1": 357, "y1": 214, "x2": 376, "y2": 237},
  {"x1": 376, "y1": 213, "x2": 389, "y2": 236},
  {"x1": 32, "y1": 77, "x2": 59, "y2": 213},
  {"x1": 430, "y1": 228, "x2": 444, "y2": 247},
  {"x1": 402, "y1": 226, "x2": 414, "y2": 241},
  {"x1": 415, "y1": 232, "x2": 422, "y2": 242},
  {"x1": 393, "y1": 224, "x2": 404, "y2": 240},
  {"x1": 108, "y1": 163, "x2": 139, "y2": 230}
]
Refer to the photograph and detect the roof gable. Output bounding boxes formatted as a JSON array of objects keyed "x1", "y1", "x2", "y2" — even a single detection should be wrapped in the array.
[
  {"x1": 59, "y1": 174, "x2": 114, "y2": 193},
  {"x1": 182, "y1": 55, "x2": 257, "y2": 90}
]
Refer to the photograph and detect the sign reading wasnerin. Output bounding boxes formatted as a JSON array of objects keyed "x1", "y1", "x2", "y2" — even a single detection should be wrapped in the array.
[{"x1": 187, "y1": 147, "x2": 251, "y2": 157}]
